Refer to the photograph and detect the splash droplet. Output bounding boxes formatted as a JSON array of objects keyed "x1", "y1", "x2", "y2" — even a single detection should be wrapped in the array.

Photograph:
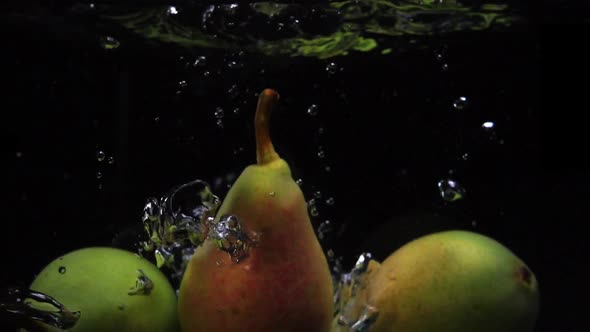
[
  {"x1": 307, "y1": 104, "x2": 318, "y2": 116},
  {"x1": 96, "y1": 150, "x2": 105, "y2": 162},
  {"x1": 437, "y1": 179, "x2": 466, "y2": 202}
]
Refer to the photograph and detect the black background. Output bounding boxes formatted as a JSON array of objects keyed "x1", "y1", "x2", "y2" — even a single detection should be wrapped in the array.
[{"x1": 5, "y1": 1, "x2": 588, "y2": 332}]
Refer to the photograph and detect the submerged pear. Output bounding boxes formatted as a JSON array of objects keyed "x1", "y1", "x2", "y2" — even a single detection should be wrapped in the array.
[
  {"x1": 346, "y1": 230, "x2": 539, "y2": 332},
  {"x1": 178, "y1": 89, "x2": 333, "y2": 332},
  {"x1": 26, "y1": 247, "x2": 178, "y2": 332}
]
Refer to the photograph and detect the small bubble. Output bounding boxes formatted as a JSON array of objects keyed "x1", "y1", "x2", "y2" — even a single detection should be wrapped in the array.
[
  {"x1": 317, "y1": 220, "x2": 333, "y2": 240},
  {"x1": 193, "y1": 56, "x2": 207, "y2": 67},
  {"x1": 453, "y1": 96, "x2": 468, "y2": 110},
  {"x1": 482, "y1": 121, "x2": 495, "y2": 129},
  {"x1": 317, "y1": 150, "x2": 326, "y2": 159},
  {"x1": 167, "y1": 6, "x2": 178, "y2": 15},
  {"x1": 442, "y1": 63, "x2": 449, "y2": 71},
  {"x1": 296, "y1": 179, "x2": 303, "y2": 186},
  {"x1": 96, "y1": 150, "x2": 106, "y2": 162},
  {"x1": 214, "y1": 107, "x2": 224, "y2": 119},
  {"x1": 307, "y1": 104, "x2": 318, "y2": 116},
  {"x1": 107, "y1": 156, "x2": 115, "y2": 164},
  {"x1": 471, "y1": 220, "x2": 478, "y2": 227},
  {"x1": 154, "y1": 116, "x2": 160, "y2": 123},
  {"x1": 232, "y1": 108, "x2": 240, "y2": 115},
  {"x1": 178, "y1": 80, "x2": 188, "y2": 89},
  {"x1": 100, "y1": 36, "x2": 120, "y2": 50},
  {"x1": 314, "y1": 191, "x2": 322, "y2": 199},
  {"x1": 16, "y1": 152, "x2": 23, "y2": 158},
  {"x1": 310, "y1": 206, "x2": 319, "y2": 217},
  {"x1": 324, "y1": 165, "x2": 332, "y2": 172},
  {"x1": 203, "y1": 71, "x2": 211, "y2": 77},
  {"x1": 98, "y1": 184, "x2": 103, "y2": 190},
  {"x1": 268, "y1": 191, "x2": 276, "y2": 197},
  {"x1": 327, "y1": 249, "x2": 335, "y2": 259},
  {"x1": 461, "y1": 153, "x2": 469, "y2": 161},
  {"x1": 326, "y1": 197, "x2": 335, "y2": 206},
  {"x1": 326, "y1": 62, "x2": 341, "y2": 74},
  {"x1": 96, "y1": 171, "x2": 103, "y2": 179},
  {"x1": 58, "y1": 266, "x2": 66, "y2": 274},
  {"x1": 437, "y1": 179, "x2": 466, "y2": 202},
  {"x1": 318, "y1": 127, "x2": 325, "y2": 135},
  {"x1": 227, "y1": 61, "x2": 242, "y2": 69},
  {"x1": 216, "y1": 119, "x2": 224, "y2": 128}
]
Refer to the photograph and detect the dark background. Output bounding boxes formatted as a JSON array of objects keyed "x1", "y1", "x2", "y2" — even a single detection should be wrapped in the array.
[{"x1": 5, "y1": 1, "x2": 588, "y2": 331}]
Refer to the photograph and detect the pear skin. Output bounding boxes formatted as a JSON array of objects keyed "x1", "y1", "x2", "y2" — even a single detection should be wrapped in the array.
[
  {"x1": 362, "y1": 230, "x2": 539, "y2": 332},
  {"x1": 178, "y1": 89, "x2": 333, "y2": 332}
]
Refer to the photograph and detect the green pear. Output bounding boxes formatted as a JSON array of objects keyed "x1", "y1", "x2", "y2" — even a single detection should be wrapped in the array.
[
  {"x1": 26, "y1": 247, "x2": 178, "y2": 332},
  {"x1": 178, "y1": 89, "x2": 333, "y2": 332},
  {"x1": 353, "y1": 230, "x2": 539, "y2": 332}
]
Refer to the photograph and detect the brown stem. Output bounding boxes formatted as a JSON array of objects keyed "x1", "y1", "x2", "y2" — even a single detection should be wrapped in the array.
[{"x1": 255, "y1": 89, "x2": 280, "y2": 165}]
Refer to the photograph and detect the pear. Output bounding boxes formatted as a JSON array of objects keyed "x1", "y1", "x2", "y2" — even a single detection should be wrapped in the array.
[
  {"x1": 351, "y1": 230, "x2": 539, "y2": 332},
  {"x1": 26, "y1": 247, "x2": 179, "y2": 332},
  {"x1": 178, "y1": 89, "x2": 333, "y2": 332}
]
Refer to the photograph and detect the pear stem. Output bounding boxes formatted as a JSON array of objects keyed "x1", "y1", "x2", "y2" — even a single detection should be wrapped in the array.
[{"x1": 255, "y1": 89, "x2": 280, "y2": 165}]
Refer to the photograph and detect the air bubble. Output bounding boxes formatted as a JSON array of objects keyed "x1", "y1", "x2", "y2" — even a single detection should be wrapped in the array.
[
  {"x1": 326, "y1": 62, "x2": 341, "y2": 74},
  {"x1": 96, "y1": 150, "x2": 106, "y2": 162},
  {"x1": 167, "y1": 6, "x2": 178, "y2": 15},
  {"x1": 193, "y1": 56, "x2": 207, "y2": 67},
  {"x1": 178, "y1": 80, "x2": 188, "y2": 89},
  {"x1": 96, "y1": 171, "x2": 103, "y2": 179},
  {"x1": 317, "y1": 220, "x2": 333, "y2": 240},
  {"x1": 453, "y1": 96, "x2": 468, "y2": 110},
  {"x1": 232, "y1": 108, "x2": 240, "y2": 115},
  {"x1": 326, "y1": 197, "x2": 335, "y2": 206},
  {"x1": 58, "y1": 266, "x2": 66, "y2": 274},
  {"x1": 100, "y1": 36, "x2": 120, "y2": 50},
  {"x1": 296, "y1": 179, "x2": 303, "y2": 186},
  {"x1": 216, "y1": 119, "x2": 224, "y2": 128},
  {"x1": 307, "y1": 104, "x2": 319, "y2": 116},
  {"x1": 461, "y1": 153, "x2": 469, "y2": 160},
  {"x1": 107, "y1": 156, "x2": 115, "y2": 164},
  {"x1": 314, "y1": 191, "x2": 322, "y2": 199},
  {"x1": 214, "y1": 107, "x2": 224, "y2": 119},
  {"x1": 317, "y1": 149, "x2": 326, "y2": 159},
  {"x1": 437, "y1": 179, "x2": 466, "y2": 202}
]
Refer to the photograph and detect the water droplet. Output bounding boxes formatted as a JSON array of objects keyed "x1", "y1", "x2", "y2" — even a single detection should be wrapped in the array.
[
  {"x1": 326, "y1": 62, "x2": 341, "y2": 74},
  {"x1": 214, "y1": 107, "x2": 224, "y2": 119},
  {"x1": 317, "y1": 220, "x2": 333, "y2": 240},
  {"x1": 107, "y1": 156, "x2": 115, "y2": 164},
  {"x1": 128, "y1": 269, "x2": 154, "y2": 295},
  {"x1": 100, "y1": 36, "x2": 120, "y2": 50},
  {"x1": 453, "y1": 96, "x2": 468, "y2": 110},
  {"x1": 296, "y1": 179, "x2": 303, "y2": 186},
  {"x1": 96, "y1": 150, "x2": 106, "y2": 162},
  {"x1": 193, "y1": 56, "x2": 207, "y2": 67},
  {"x1": 58, "y1": 266, "x2": 66, "y2": 274},
  {"x1": 326, "y1": 197, "x2": 335, "y2": 206},
  {"x1": 167, "y1": 6, "x2": 178, "y2": 15},
  {"x1": 437, "y1": 179, "x2": 466, "y2": 202},
  {"x1": 482, "y1": 121, "x2": 495, "y2": 129},
  {"x1": 307, "y1": 104, "x2": 318, "y2": 116},
  {"x1": 96, "y1": 171, "x2": 103, "y2": 179},
  {"x1": 216, "y1": 119, "x2": 224, "y2": 128}
]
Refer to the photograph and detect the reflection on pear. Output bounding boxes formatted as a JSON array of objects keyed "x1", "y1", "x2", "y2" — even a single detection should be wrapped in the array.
[{"x1": 178, "y1": 89, "x2": 333, "y2": 332}]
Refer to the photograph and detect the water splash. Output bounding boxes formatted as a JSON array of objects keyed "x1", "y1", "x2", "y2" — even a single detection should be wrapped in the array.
[
  {"x1": 209, "y1": 215, "x2": 258, "y2": 263},
  {"x1": 141, "y1": 179, "x2": 220, "y2": 282},
  {"x1": 1, "y1": 287, "x2": 80, "y2": 330},
  {"x1": 128, "y1": 269, "x2": 154, "y2": 296},
  {"x1": 99, "y1": 1, "x2": 522, "y2": 59}
]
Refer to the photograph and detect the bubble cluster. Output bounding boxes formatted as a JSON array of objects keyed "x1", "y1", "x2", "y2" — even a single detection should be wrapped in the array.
[{"x1": 209, "y1": 215, "x2": 256, "y2": 263}]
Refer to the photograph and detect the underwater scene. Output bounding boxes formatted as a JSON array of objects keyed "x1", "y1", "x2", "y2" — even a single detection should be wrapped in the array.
[{"x1": 5, "y1": 1, "x2": 584, "y2": 331}]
